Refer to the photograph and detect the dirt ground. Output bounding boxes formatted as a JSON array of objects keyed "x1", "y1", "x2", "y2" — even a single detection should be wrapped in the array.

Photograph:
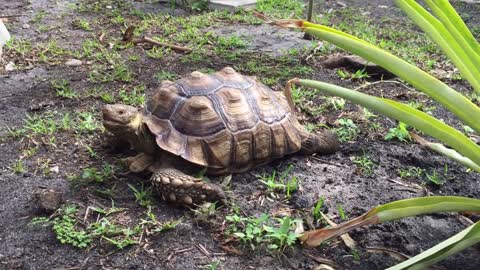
[{"x1": 0, "y1": 0, "x2": 479, "y2": 269}]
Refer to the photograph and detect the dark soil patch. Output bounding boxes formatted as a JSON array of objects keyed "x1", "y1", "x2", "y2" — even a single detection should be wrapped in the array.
[{"x1": 1, "y1": 1, "x2": 479, "y2": 270}]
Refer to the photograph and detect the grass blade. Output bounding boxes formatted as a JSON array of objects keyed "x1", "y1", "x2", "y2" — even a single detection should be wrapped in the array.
[
  {"x1": 387, "y1": 221, "x2": 480, "y2": 270},
  {"x1": 295, "y1": 79, "x2": 480, "y2": 169}
]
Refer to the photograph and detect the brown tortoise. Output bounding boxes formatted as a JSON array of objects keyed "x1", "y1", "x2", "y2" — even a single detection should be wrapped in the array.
[{"x1": 102, "y1": 67, "x2": 339, "y2": 205}]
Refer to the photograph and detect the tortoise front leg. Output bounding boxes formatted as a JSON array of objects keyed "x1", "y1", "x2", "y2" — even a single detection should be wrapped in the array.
[
  {"x1": 151, "y1": 168, "x2": 226, "y2": 205},
  {"x1": 122, "y1": 153, "x2": 154, "y2": 173}
]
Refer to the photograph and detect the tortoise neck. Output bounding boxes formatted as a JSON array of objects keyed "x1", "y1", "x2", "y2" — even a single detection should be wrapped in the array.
[{"x1": 129, "y1": 118, "x2": 157, "y2": 156}]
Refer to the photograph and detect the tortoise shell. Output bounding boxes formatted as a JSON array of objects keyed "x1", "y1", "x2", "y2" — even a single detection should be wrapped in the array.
[{"x1": 143, "y1": 67, "x2": 310, "y2": 174}]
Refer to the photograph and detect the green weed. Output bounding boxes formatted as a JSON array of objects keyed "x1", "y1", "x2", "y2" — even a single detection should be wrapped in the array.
[
  {"x1": 128, "y1": 184, "x2": 153, "y2": 207},
  {"x1": 335, "y1": 118, "x2": 360, "y2": 142},
  {"x1": 51, "y1": 79, "x2": 77, "y2": 99},
  {"x1": 384, "y1": 122, "x2": 411, "y2": 142},
  {"x1": 352, "y1": 153, "x2": 375, "y2": 176}
]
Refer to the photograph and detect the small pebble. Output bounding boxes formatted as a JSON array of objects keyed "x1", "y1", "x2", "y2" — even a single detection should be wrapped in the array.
[
  {"x1": 65, "y1": 59, "x2": 82, "y2": 67},
  {"x1": 22, "y1": 23, "x2": 30, "y2": 29},
  {"x1": 5, "y1": 61, "x2": 16, "y2": 71},
  {"x1": 50, "y1": 166, "x2": 59, "y2": 174}
]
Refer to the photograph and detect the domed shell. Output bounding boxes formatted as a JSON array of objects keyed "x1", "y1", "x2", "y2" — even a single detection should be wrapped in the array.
[{"x1": 143, "y1": 67, "x2": 309, "y2": 173}]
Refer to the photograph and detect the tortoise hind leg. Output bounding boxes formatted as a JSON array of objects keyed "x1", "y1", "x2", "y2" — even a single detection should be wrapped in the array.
[
  {"x1": 151, "y1": 168, "x2": 226, "y2": 205},
  {"x1": 300, "y1": 130, "x2": 340, "y2": 155}
]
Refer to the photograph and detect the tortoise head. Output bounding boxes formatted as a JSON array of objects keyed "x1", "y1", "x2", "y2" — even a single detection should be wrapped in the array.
[{"x1": 102, "y1": 104, "x2": 142, "y2": 138}]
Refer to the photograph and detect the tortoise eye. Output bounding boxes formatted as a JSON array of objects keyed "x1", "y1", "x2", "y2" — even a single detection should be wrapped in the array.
[{"x1": 118, "y1": 110, "x2": 125, "y2": 115}]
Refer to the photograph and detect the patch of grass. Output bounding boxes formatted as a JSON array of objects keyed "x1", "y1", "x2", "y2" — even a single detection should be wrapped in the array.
[
  {"x1": 32, "y1": 202, "x2": 180, "y2": 250},
  {"x1": 88, "y1": 62, "x2": 134, "y2": 83},
  {"x1": 38, "y1": 40, "x2": 71, "y2": 62},
  {"x1": 155, "y1": 70, "x2": 179, "y2": 81},
  {"x1": 257, "y1": 164, "x2": 298, "y2": 199},
  {"x1": 119, "y1": 84, "x2": 145, "y2": 106},
  {"x1": 335, "y1": 118, "x2": 360, "y2": 142},
  {"x1": 352, "y1": 153, "x2": 375, "y2": 176},
  {"x1": 225, "y1": 213, "x2": 300, "y2": 251},
  {"x1": 24, "y1": 113, "x2": 58, "y2": 135},
  {"x1": 145, "y1": 46, "x2": 166, "y2": 59},
  {"x1": 77, "y1": 163, "x2": 115, "y2": 184},
  {"x1": 52, "y1": 205, "x2": 92, "y2": 248},
  {"x1": 256, "y1": 0, "x2": 304, "y2": 18},
  {"x1": 128, "y1": 184, "x2": 153, "y2": 208},
  {"x1": 336, "y1": 68, "x2": 370, "y2": 80},
  {"x1": 5, "y1": 38, "x2": 32, "y2": 57},
  {"x1": 12, "y1": 159, "x2": 26, "y2": 174},
  {"x1": 81, "y1": 39, "x2": 103, "y2": 58},
  {"x1": 51, "y1": 79, "x2": 76, "y2": 99},
  {"x1": 76, "y1": 112, "x2": 101, "y2": 133},
  {"x1": 73, "y1": 18, "x2": 92, "y2": 31},
  {"x1": 31, "y1": 10, "x2": 47, "y2": 23},
  {"x1": 398, "y1": 166, "x2": 424, "y2": 179}
]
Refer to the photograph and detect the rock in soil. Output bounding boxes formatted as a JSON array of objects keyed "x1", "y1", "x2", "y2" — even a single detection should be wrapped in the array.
[{"x1": 32, "y1": 187, "x2": 64, "y2": 213}]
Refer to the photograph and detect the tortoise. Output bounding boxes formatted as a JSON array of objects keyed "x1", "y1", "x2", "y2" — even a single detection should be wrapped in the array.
[{"x1": 102, "y1": 67, "x2": 339, "y2": 205}]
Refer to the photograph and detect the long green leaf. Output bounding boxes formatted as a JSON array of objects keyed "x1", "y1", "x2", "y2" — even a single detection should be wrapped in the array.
[
  {"x1": 387, "y1": 221, "x2": 480, "y2": 270},
  {"x1": 425, "y1": 0, "x2": 480, "y2": 76},
  {"x1": 394, "y1": 0, "x2": 480, "y2": 93},
  {"x1": 301, "y1": 24, "x2": 480, "y2": 135},
  {"x1": 366, "y1": 196, "x2": 480, "y2": 222},
  {"x1": 300, "y1": 196, "x2": 480, "y2": 247},
  {"x1": 411, "y1": 133, "x2": 480, "y2": 173},
  {"x1": 432, "y1": 0, "x2": 480, "y2": 56},
  {"x1": 297, "y1": 79, "x2": 480, "y2": 169}
]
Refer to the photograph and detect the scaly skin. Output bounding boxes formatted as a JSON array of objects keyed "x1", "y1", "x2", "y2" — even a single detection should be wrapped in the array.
[{"x1": 150, "y1": 168, "x2": 226, "y2": 205}]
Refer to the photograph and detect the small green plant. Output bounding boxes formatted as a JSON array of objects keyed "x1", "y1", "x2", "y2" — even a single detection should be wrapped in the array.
[
  {"x1": 335, "y1": 118, "x2": 360, "y2": 142},
  {"x1": 204, "y1": 261, "x2": 220, "y2": 270},
  {"x1": 31, "y1": 10, "x2": 47, "y2": 23},
  {"x1": 325, "y1": 96, "x2": 346, "y2": 110},
  {"x1": 23, "y1": 113, "x2": 59, "y2": 135},
  {"x1": 258, "y1": 165, "x2": 297, "y2": 199},
  {"x1": 337, "y1": 204, "x2": 348, "y2": 220},
  {"x1": 385, "y1": 122, "x2": 411, "y2": 142},
  {"x1": 146, "y1": 46, "x2": 165, "y2": 59},
  {"x1": 79, "y1": 163, "x2": 114, "y2": 183},
  {"x1": 73, "y1": 19, "x2": 92, "y2": 31},
  {"x1": 52, "y1": 205, "x2": 92, "y2": 248},
  {"x1": 51, "y1": 79, "x2": 76, "y2": 99},
  {"x1": 60, "y1": 113, "x2": 72, "y2": 131},
  {"x1": 337, "y1": 69, "x2": 370, "y2": 80},
  {"x1": 264, "y1": 217, "x2": 301, "y2": 251},
  {"x1": 226, "y1": 213, "x2": 268, "y2": 250},
  {"x1": 312, "y1": 197, "x2": 325, "y2": 221},
  {"x1": 119, "y1": 84, "x2": 145, "y2": 106},
  {"x1": 12, "y1": 159, "x2": 26, "y2": 174},
  {"x1": 128, "y1": 184, "x2": 153, "y2": 207},
  {"x1": 425, "y1": 166, "x2": 449, "y2": 186},
  {"x1": 155, "y1": 70, "x2": 178, "y2": 81},
  {"x1": 352, "y1": 153, "x2": 375, "y2": 176},
  {"x1": 398, "y1": 166, "x2": 424, "y2": 179},
  {"x1": 76, "y1": 112, "x2": 100, "y2": 133}
]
